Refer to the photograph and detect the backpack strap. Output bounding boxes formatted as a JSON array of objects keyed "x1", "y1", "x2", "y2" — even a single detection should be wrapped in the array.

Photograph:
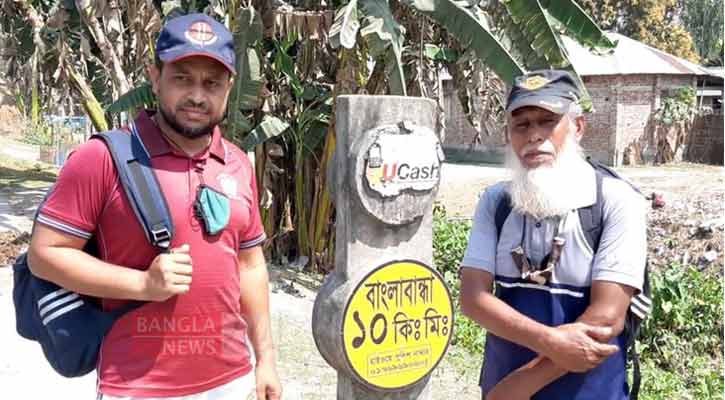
[
  {"x1": 92, "y1": 123, "x2": 173, "y2": 251},
  {"x1": 585, "y1": 156, "x2": 643, "y2": 195},
  {"x1": 583, "y1": 158, "x2": 652, "y2": 400},
  {"x1": 495, "y1": 191, "x2": 513, "y2": 241},
  {"x1": 629, "y1": 340, "x2": 643, "y2": 400},
  {"x1": 577, "y1": 170, "x2": 604, "y2": 253}
]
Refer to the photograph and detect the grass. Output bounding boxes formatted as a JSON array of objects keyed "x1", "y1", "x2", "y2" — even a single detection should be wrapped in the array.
[{"x1": 432, "y1": 206, "x2": 724, "y2": 398}]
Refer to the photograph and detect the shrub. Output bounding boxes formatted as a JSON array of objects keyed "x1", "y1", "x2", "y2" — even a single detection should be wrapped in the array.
[
  {"x1": 432, "y1": 204, "x2": 487, "y2": 354},
  {"x1": 432, "y1": 204, "x2": 724, "y2": 398},
  {"x1": 636, "y1": 264, "x2": 724, "y2": 398}
]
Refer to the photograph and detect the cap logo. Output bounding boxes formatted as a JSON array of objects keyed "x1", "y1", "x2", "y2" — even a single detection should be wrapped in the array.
[
  {"x1": 185, "y1": 21, "x2": 218, "y2": 46},
  {"x1": 521, "y1": 75, "x2": 550, "y2": 91},
  {"x1": 217, "y1": 173, "x2": 239, "y2": 200}
]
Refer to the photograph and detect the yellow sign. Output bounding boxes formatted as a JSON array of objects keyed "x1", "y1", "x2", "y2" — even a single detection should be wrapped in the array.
[
  {"x1": 520, "y1": 75, "x2": 550, "y2": 91},
  {"x1": 342, "y1": 260, "x2": 454, "y2": 391}
]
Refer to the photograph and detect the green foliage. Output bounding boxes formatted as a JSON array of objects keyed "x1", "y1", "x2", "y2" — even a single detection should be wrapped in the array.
[
  {"x1": 680, "y1": 0, "x2": 723, "y2": 66},
  {"x1": 240, "y1": 116, "x2": 290, "y2": 152},
  {"x1": 21, "y1": 123, "x2": 54, "y2": 146},
  {"x1": 640, "y1": 265, "x2": 723, "y2": 369},
  {"x1": 576, "y1": 0, "x2": 700, "y2": 63},
  {"x1": 230, "y1": 6, "x2": 264, "y2": 112},
  {"x1": 272, "y1": 33, "x2": 305, "y2": 98},
  {"x1": 329, "y1": 0, "x2": 360, "y2": 49},
  {"x1": 432, "y1": 206, "x2": 723, "y2": 397},
  {"x1": 432, "y1": 204, "x2": 487, "y2": 354},
  {"x1": 423, "y1": 44, "x2": 460, "y2": 62},
  {"x1": 227, "y1": 4, "x2": 264, "y2": 142},
  {"x1": 504, "y1": 0, "x2": 570, "y2": 68},
  {"x1": 654, "y1": 87, "x2": 697, "y2": 125},
  {"x1": 636, "y1": 264, "x2": 724, "y2": 399},
  {"x1": 106, "y1": 83, "x2": 156, "y2": 115},
  {"x1": 539, "y1": 0, "x2": 617, "y2": 52},
  {"x1": 638, "y1": 356, "x2": 723, "y2": 400},
  {"x1": 359, "y1": 0, "x2": 407, "y2": 95},
  {"x1": 405, "y1": 0, "x2": 524, "y2": 84}
]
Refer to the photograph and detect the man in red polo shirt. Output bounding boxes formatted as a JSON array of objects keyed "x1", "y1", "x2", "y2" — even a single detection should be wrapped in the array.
[{"x1": 27, "y1": 13, "x2": 281, "y2": 400}]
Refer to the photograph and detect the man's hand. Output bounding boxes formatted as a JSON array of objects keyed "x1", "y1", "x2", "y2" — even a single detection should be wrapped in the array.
[
  {"x1": 255, "y1": 359, "x2": 281, "y2": 400},
  {"x1": 543, "y1": 322, "x2": 618, "y2": 372},
  {"x1": 141, "y1": 244, "x2": 193, "y2": 301}
]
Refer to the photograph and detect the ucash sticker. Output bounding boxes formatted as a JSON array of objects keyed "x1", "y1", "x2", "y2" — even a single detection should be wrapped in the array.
[{"x1": 342, "y1": 260, "x2": 454, "y2": 391}]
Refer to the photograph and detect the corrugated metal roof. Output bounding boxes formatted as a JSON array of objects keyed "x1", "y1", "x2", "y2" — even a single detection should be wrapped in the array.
[
  {"x1": 705, "y1": 67, "x2": 725, "y2": 78},
  {"x1": 562, "y1": 32, "x2": 712, "y2": 76}
]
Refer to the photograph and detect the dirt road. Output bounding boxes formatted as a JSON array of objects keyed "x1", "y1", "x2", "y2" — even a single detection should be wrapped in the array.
[{"x1": 0, "y1": 159, "x2": 722, "y2": 398}]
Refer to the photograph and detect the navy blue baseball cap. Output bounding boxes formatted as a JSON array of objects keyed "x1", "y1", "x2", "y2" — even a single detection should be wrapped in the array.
[
  {"x1": 506, "y1": 70, "x2": 582, "y2": 114},
  {"x1": 156, "y1": 13, "x2": 236, "y2": 75}
]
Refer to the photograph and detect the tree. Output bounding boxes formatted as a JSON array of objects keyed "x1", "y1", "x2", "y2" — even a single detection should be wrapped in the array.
[
  {"x1": 680, "y1": 0, "x2": 724, "y2": 66},
  {"x1": 572, "y1": 0, "x2": 624, "y2": 31},
  {"x1": 577, "y1": 0, "x2": 701, "y2": 62},
  {"x1": 3, "y1": 0, "x2": 614, "y2": 273}
]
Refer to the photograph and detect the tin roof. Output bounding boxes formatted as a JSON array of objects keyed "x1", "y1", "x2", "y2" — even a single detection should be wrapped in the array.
[{"x1": 562, "y1": 32, "x2": 712, "y2": 76}]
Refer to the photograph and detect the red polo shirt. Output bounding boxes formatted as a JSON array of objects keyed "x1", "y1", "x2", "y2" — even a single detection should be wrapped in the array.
[{"x1": 38, "y1": 110, "x2": 265, "y2": 397}]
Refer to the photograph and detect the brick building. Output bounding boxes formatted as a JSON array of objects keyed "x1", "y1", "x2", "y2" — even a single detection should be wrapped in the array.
[{"x1": 443, "y1": 33, "x2": 723, "y2": 166}]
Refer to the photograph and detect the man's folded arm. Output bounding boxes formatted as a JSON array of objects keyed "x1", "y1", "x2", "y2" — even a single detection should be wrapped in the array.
[{"x1": 485, "y1": 280, "x2": 635, "y2": 399}]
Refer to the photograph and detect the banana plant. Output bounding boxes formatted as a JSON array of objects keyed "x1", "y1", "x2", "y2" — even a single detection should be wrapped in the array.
[
  {"x1": 329, "y1": 0, "x2": 407, "y2": 95},
  {"x1": 403, "y1": 0, "x2": 524, "y2": 83},
  {"x1": 106, "y1": 4, "x2": 286, "y2": 147},
  {"x1": 226, "y1": 4, "x2": 264, "y2": 143},
  {"x1": 493, "y1": 0, "x2": 617, "y2": 109},
  {"x1": 64, "y1": 55, "x2": 109, "y2": 132},
  {"x1": 105, "y1": 83, "x2": 156, "y2": 115},
  {"x1": 265, "y1": 30, "x2": 335, "y2": 270}
]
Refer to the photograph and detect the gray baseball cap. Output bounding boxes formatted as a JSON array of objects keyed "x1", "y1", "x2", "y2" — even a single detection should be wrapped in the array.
[{"x1": 506, "y1": 70, "x2": 582, "y2": 114}]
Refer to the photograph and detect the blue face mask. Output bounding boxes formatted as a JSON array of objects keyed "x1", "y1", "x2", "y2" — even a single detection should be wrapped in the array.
[{"x1": 193, "y1": 185, "x2": 231, "y2": 236}]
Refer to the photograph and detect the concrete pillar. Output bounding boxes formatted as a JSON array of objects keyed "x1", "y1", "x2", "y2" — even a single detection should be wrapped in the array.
[{"x1": 312, "y1": 95, "x2": 453, "y2": 399}]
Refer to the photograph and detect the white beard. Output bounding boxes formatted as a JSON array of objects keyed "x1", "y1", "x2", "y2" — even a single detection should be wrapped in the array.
[{"x1": 505, "y1": 133, "x2": 587, "y2": 220}]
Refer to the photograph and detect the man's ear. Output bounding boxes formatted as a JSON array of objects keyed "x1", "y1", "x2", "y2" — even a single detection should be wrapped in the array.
[
  {"x1": 574, "y1": 116, "x2": 586, "y2": 141},
  {"x1": 148, "y1": 64, "x2": 161, "y2": 96}
]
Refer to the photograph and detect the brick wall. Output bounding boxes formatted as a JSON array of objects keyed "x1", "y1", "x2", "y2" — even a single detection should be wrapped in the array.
[
  {"x1": 686, "y1": 113, "x2": 724, "y2": 165},
  {"x1": 442, "y1": 74, "x2": 699, "y2": 166},
  {"x1": 581, "y1": 76, "x2": 617, "y2": 164},
  {"x1": 442, "y1": 80, "x2": 508, "y2": 163}
]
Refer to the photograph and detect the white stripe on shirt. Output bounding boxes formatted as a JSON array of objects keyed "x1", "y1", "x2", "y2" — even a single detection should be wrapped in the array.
[
  {"x1": 496, "y1": 280, "x2": 585, "y2": 298},
  {"x1": 36, "y1": 214, "x2": 93, "y2": 239}
]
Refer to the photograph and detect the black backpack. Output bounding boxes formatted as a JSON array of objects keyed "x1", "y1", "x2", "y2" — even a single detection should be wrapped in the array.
[
  {"x1": 12, "y1": 124, "x2": 173, "y2": 377},
  {"x1": 494, "y1": 158, "x2": 652, "y2": 400}
]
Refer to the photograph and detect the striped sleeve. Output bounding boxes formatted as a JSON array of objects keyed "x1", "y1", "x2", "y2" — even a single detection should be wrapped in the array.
[
  {"x1": 238, "y1": 151, "x2": 266, "y2": 250},
  {"x1": 37, "y1": 138, "x2": 116, "y2": 239}
]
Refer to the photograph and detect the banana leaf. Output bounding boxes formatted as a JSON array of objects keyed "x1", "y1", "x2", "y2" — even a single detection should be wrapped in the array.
[
  {"x1": 539, "y1": 0, "x2": 617, "y2": 54},
  {"x1": 106, "y1": 82, "x2": 155, "y2": 115},
  {"x1": 403, "y1": 0, "x2": 524, "y2": 84},
  {"x1": 273, "y1": 34, "x2": 304, "y2": 98},
  {"x1": 230, "y1": 5, "x2": 263, "y2": 112},
  {"x1": 359, "y1": 0, "x2": 406, "y2": 95},
  {"x1": 329, "y1": 0, "x2": 360, "y2": 49},
  {"x1": 502, "y1": 0, "x2": 569, "y2": 69},
  {"x1": 241, "y1": 116, "x2": 290, "y2": 152},
  {"x1": 424, "y1": 44, "x2": 460, "y2": 62},
  {"x1": 227, "y1": 5, "x2": 263, "y2": 143}
]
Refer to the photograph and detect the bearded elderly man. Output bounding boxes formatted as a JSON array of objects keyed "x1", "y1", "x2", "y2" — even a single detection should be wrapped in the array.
[{"x1": 459, "y1": 70, "x2": 647, "y2": 400}]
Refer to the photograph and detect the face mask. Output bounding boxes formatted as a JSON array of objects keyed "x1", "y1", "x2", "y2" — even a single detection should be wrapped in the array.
[{"x1": 193, "y1": 185, "x2": 231, "y2": 236}]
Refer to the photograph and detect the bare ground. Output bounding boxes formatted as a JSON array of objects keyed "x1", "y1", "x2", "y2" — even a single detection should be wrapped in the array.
[
  {"x1": 0, "y1": 154, "x2": 721, "y2": 399},
  {"x1": 436, "y1": 162, "x2": 725, "y2": 273}
]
